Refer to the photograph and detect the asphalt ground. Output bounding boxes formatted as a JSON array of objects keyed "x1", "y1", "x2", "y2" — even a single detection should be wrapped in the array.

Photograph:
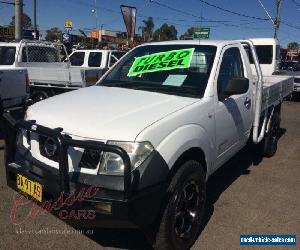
[{"x1": 0, "y1": 100, "x2": 299, "y2": 250}]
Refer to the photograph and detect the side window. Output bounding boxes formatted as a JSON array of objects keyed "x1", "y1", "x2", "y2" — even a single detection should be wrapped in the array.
[
  {"x1": 88, "y1": 52, "x2": 102, "y2": 67},
  {"x1": 217, "y1": 47, "x2": 244, "y2": 100},
  {"x1": 69, "y1": 52, "x2": 85, "y2": 66},
  {"x1": 0, "y1": 47, "x2": 16, "y2": 65},
  {"x1": 109, "y1": 52, "x2": 125, "y2": 67}
]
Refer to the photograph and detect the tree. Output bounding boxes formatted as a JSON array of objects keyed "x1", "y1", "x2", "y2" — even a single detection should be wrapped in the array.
[
  {"x1": 45, "y1": 27, "x2": 62, "y2": 42},
  {"x1": 180, "y1": 27, "x2": 196, "y2": 40},
  {"x1": 10, "y1": 13, "x2": 32, "y2": 29},
  {"x1": 139, "y1": 17, "x2": 154, "y2": 42},
  {"x1": 287, "y1": 42, "x2": 299, "y2": 51},
  {"x1": 153, "y1": 23, "x2": 177, "y2": 41}
]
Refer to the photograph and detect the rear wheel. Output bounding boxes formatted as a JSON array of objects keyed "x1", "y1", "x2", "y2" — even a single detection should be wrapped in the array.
[
  {"x1": 153, "y1": 160, "x2": 206, "y2": 250},
  {"x1": 262, "y1": 105, "x2": 281, "y2": 157}
]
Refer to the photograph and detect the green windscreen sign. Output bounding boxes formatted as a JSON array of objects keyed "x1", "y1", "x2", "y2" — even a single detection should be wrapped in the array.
[{"x1": 128, "y1": 48, "x2": 195, "y2": 76}]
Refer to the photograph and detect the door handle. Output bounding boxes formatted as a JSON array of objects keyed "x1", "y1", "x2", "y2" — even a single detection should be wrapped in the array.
[{"x1": 244, "y1": 97, "x2": 251, "y2": 108}]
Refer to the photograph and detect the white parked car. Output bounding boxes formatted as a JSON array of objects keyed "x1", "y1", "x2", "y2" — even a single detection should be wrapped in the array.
[
  {"x1": 68, "y1": 49, "x2": 126, "y2": 83},
  {"x1": 4, "y1": 40, "x2": 293, "y2": 250}
]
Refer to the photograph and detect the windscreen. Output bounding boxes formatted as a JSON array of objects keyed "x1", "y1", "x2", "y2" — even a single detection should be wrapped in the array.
[
  {"x1": 100, "y1": 45, "x2": 216, "y2": 98},
  {"x1": 0, "y1": 46, "x2": 16, "y2": 65}
]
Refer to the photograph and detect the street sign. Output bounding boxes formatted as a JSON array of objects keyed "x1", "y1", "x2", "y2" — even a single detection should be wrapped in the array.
[
  {"x1": 64, "y1": 20, "x2": 73, "y2": 28},
  {"x1": 62, "y1": 33, "x2": 70, "y2": 43},
  {"x1": 0, "y1": 27, "x2": 14, "y2": 39},
  {"x1": 0, "y1": 27, "x2": 38, "y2": 40},
  {"x1": 64, "y1": 20, "x2": 73, "y2": 34},
  {"x1": 193, "y1": 27, "x2": 210, "y2": 39},
  {"x1": 64, "y1": 27, "x2": 72, "y2": 33}
]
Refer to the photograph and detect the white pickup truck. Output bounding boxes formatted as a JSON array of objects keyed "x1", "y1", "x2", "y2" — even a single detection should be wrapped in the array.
[
  {"x1": 0, "y1": 40, "x2": 106, "y2": 102},
  {"x1": 68, "y1": 49, "x2": 126, "y2": 84},
  {"x1": 3, "y1": 40, "x2": 293, "y2": 250}
]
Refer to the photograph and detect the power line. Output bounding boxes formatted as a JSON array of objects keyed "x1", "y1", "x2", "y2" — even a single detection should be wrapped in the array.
[
  {"x1": 61, "y1": 0, "x2": 199, "y2": 24},
  {"x1": 281, "y1": 20, "x2": 300, "y2": 30},
  {"x1": 149, "y1": 0, "x2": 234, "y2": 23},
  {"x1": 0, "y1": 1, "x2": 14, "y2": 5},
  {"x1": 149, "y1": 0, "x2": 272, "y2": 30},
  {"x1": 197, "y1": 0, "x2": 269, "y2": 21},
  {"x1": 291, "y1": 0, "x2": 300, "y2": 7}
]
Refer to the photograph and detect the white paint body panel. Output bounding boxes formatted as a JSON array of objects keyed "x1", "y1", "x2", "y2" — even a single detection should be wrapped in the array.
[
  {"x1": 23, "y1": 40, "x2": 293, "y2": 179},
  {"x1": 26, "y1": 86, "x2": 198, "y2": 141},
  {"x1": 249, "y1": 38, "x2": 279, "y2": 76}
]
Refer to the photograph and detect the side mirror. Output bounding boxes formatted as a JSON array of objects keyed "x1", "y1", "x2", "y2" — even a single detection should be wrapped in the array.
[{"x1": 224, "y1": 77, "x2": 249, "y2": 96}]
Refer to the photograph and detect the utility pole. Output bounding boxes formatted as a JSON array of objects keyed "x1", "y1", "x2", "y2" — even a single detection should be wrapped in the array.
[
  {"x1": 33, "y1": 0, "x2": 37, "y2": 39},
  {"x1": 94, "y1": 0, "x2": 100, "y2": 42},
  {"x1": 14, "y1": 0, "x2": 23, "y2": 40},
  {"x1": 274, "y1": 0, "x2": 282, "y2": 39}
]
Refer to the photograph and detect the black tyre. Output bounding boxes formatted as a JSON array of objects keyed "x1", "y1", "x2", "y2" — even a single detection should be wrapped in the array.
[
  {"x1": 31, "y1": 90, "x2": 49, "y2": 103},
  {"x1": 153, "y1": 160, "x2": 206, "y2": 250},
  {"x1": 262, "y1": 106, "x2": 281, "y2": 157}
]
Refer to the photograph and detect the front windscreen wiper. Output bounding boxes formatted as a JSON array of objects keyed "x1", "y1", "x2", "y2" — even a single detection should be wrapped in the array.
[
  {"x1": 101, "y1": 80, "x2": 202, "y2": 97},
  {"x1": 134, "y1": 85, "x2": 202, "y2": 97}
]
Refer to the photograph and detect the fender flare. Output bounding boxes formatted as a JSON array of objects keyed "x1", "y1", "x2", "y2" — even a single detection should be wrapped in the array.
[{"x1": 156, "y1": 124, "x2": 215, "y2": 179}]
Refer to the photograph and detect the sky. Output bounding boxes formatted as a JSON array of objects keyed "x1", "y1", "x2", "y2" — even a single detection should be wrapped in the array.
[{"x1": 0, "y1": 0, "x2": 299, "y2": 46}]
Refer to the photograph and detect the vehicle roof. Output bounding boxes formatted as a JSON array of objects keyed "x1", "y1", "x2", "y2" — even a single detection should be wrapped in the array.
[
  {"x1": 0, "y1": 40, "x2": 58, "y2": 47},
  {"x1": 0, "y1": 41, "x2": 19, "y2": 46},
  {"x1": 71, "y1": 49, "x2": 124, "y2": 53},
  {"x1": 139, "y1": 40, "x2": 242, "y2": 47},
  {"x1": 249, "y1": 38, "x2": 279, "y2": 45}
]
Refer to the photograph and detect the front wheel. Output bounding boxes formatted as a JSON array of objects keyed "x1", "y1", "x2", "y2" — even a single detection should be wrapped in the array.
[
  {"x1": 153, "y1": 160, "x2": 206, "y2": 250},
  {"x1": 31, "y1": 90, "x2": 49, "y2": 103}
]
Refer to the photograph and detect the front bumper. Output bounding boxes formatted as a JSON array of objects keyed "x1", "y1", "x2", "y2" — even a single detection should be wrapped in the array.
[{"x1": 3, "y1": 113, "x2": 169, "y2": 230}]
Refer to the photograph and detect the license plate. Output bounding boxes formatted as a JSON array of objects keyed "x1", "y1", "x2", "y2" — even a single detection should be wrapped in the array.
[{"x1": 17, "y1": 174, "x2": 42, "y2": 202}]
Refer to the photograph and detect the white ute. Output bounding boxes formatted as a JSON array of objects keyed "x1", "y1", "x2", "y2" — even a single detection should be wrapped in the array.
[
  {"x1": 4, "y1": 40, "x2": 293, "y2": 250},
  {"x1": 0, "y1": 45, "x2": 28, "y2": 113},
  {"x1": 0, "y1": 40, "x2": 113, "y2": 102}
]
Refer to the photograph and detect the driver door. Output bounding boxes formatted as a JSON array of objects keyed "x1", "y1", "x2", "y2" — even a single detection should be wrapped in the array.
[{"x1": 214, "y1": 46, "x2": 252, "y2": 168}]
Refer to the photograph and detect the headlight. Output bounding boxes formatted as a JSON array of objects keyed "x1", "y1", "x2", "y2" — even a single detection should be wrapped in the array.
[{"x1": 98, "y1": 141, "x2": 154, "y2": 176}]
